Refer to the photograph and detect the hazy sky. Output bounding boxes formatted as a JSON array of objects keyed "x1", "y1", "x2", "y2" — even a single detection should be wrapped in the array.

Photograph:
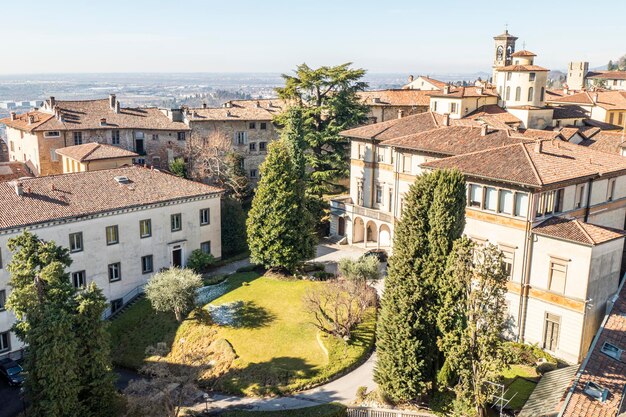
[{"x1": 2, "y1": 0, "x2": 625, "y2": 75}]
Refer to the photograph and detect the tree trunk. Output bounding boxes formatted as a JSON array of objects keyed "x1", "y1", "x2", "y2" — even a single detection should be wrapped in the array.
[{"x1": 174, "y1": 308, "x2": 182, "y2": 322}]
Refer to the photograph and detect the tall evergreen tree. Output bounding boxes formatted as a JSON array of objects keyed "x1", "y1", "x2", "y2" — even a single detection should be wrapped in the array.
[
  {"x1": 247, "y1": 139, "x2": 315, "y2": 273},
  {"x1": 275, "y1": 63, "x2": 369, "y2": 197},
  {"x1": 221, "y1": 197, "x2": 248, "y2": 257},
  {"x1": 75, "y1": 283, "x2": 116, "y2": 417}
]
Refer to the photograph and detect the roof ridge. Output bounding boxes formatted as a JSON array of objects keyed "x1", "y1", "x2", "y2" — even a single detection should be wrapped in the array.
[
  {"x1": 80, "y1": 142, "x2": 102, "y2": 162},
  {"x1": 520, "y1": 142, "x2": 544, "y2": 185},
  {"x1": 573, "y1": 219, "x2": 596, "y2": 245}
]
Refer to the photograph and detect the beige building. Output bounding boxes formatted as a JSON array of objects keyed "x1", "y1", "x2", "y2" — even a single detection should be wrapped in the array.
[
  {"x1": 566, "y1": 61, "x2": 590, "y2": 91},
  {"x1": 56, "y1": 142, "x2": 138, "y2": 173},
  {"x1": 402, "y1": 75, "x2": 446, "y2": 91},
  {"x1": 358, "y1": 90, "x2": 431, "y2": 123},
  {"x1": 429, "y1": 85, "x2": 499, "y2": 119},
  {"x1": 0, "y1": 166, "x2": 222, "y2": 359},
  {"x1": 548, "y1": 90, "x2": 626, "y2": 128},
  {"x1": 0, "y1": 95, "x2": 190, "y2": 176}
]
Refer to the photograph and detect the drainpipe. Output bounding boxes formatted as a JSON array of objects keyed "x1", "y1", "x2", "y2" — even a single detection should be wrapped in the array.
[
  {"x1": 518, "y1": 190, "x2": 535, "y2": 343},
  {"x1": 584, "y1": 178, "x2": 593, "y2": 222}
]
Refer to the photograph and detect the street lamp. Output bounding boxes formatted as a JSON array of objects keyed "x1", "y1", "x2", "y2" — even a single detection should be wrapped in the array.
[{"x1": 203, "y1": 393, "x2": 210, "y2": 412}]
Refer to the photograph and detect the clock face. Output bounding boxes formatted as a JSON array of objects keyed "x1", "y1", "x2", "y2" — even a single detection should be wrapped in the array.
[{"x1": 497, "y1": 46, "x2": 504, "y2": 61}]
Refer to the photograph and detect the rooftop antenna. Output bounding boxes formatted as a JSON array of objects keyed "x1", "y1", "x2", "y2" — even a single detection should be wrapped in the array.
[{"x1": 504, "y1": 23, "x2": 508, "y2": 33}]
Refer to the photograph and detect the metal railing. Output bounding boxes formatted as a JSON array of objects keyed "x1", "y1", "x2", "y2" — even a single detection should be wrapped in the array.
[
  {"x1": 346, "y1": 407, "x2": 436, "y2": 417},
  {"x1": 102, "y1": 283, "x2": 146, "y2": 320}
]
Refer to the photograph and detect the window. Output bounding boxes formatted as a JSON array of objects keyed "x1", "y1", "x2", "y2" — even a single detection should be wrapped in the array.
[
  {"x1": 514, "y1": 193, "x2": 529, "y2": 217},
  {"x1": 548, "y1": 261, "x2": 567, "y2": 293},
  {"x1": 540, "y1": 87, "x2": 545, "y2": 102},
  {"x1": 259, "y1": 141, "x2": 267, "y2": 151},
  {"x1": 250, "y1": 169, "x2": 257, "y2": 178},
  {"x1": 505, "y1": 86, "x2": 511, "y2": 100},
  {"x1": 141, "y1": 255, "x2": 154, "y2": 274},
  {"x1": 108, "y1": 263, "x2": 121, "y2": 282},
  {"x1": 171, "y1": 213, "x2": 182, "y2": 231},
  {"x1": 112, "y1": 130, "x2": 120, "y2": 145},
  {"x1": 44, "y1": 131, "x2": 60, "y2": 138},
  {"x1": 601, "y1": 342, "x2": 622, "y2": 360},
  {"x1": 543, "y1": 313, "x2": 561, "y2": 353},
  {"x1": 376, "y1": 185, "x2": 383, "y2": 204},
  {"x1": 135, "y1": 131, "x2": 145, "y2": 140},
  {"x1": 529, "y1": 72, "x2": 536, "y2": 81},
  {"x1": 528, "y1": 87, "x2": 534, "y2": 101},
  {"x1": 501, "y1": 251, "x2": 514, "y2": 280},
  {"x1": 69, "y1": 232, "x2": 83, "y2": 253},
  {"x1": 608, "y1": 178, "x2": 617, "y2": 201},
  {"x1": 152, "y1": 134, "x2": 159, "y2": 141},
  {"x1": 9, "y1": 142, "x2": 14, "y2": 152},
  {"x1": 73, "y1": 132, "x2": 83, "y2": 145},
  {"x1": 235, "y1": 131, "x2": 247, "y2": 145},
  {"x1": 484, "y1": 187, "x2": 497, "y2": 211},
  {"x1": 249, "y1": 142, "x2": 256, "y2": 151},
  {"x1": 358, "y1": 144, "x2": 365, "y2": 159},
  {"x1": 402, "y1": 155, "x2": 412, "y2": 173},
  {"x1": 139, "y1": 219, "x2": 152, "y2": 238},
  {"x1": 249, "y1": 122, "x2": 256, "y2": 129},
  {"x1": 0, "y1": 331, "x2": 9, "y2": 352},
  {"x1": 555, "y1": 189, "x2": 564, "y2": 213},
  {"x1": 583, "y1": 381, "x2": 609, "y2": 403},
  {"x1": 48, "y1": 148, "x2": 59, "y2": 162},
  {"x1": 201, "y1": 241, "x2": 211, "y2": 255},
  {"x1": 576, "y1": 184, "x2": 586, "y2": 208},
  {"x1": 498, "y1": 190, "x2": 513, "y2": 214},
  {"x1": 177, "y1": 131, "x2": 186, "y2": 141},
  {"x1": 260, "y1": 122, "x2": 267, "y2": 130},
  {"x1": 106, "y1": 225, "x2": 119, "y2": 245},
  {"x1": 377, "y1": 148, "x2": 385, "y2": 162},
  {"x1": 515, "y1": 86, "x2": 521, "y2": 101},
  {"x1": 72, "y1": 271, "x2": 86, "y2": 288},
  {"x1": 110, "y1": 299, "x2": 123, "y2": 314},
  {"x1": 200, "y1": 208, "x2": 210, "y2": 225},
  {"x1": 450, "y1": 103, "x2": 457, "y2": 114},
  {"x1": 432, "y1": 101, "x2": 437, "y2": 112},
  {"x1": 0, "y1": 290, "x2": 5, "y2": 311},
  {"x1": 469, "y1": 184, "x2": 482, "y2": 208}
]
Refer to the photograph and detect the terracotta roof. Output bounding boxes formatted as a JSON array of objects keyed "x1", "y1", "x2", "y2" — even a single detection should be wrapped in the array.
[
  {"x1": 0, "y1": 99, "x2": 190, "y2": 132},
  {"x1": 519, "y1": 129, "x2": 562, "y2": 139},
  {"x1": 558, "y1": 127, "x2": 583, "y2": 141},
  {"x1": 418, "y1": 76, "x2": 446, "y2": 89},
  {"x1": 533, "y1": 216, "x2": 626, "y2": 246},
  {"x1": 186, "y1": 106, "x2": 276, "y2": 121},
  {"x1": 545, "y1": 89, "x2": 565, "y2": 101},
  {"x1": 587, "y1": 71, "x2": 626, "y2": 81},
  {"x1": 548, "y1": 91, "x2": 626, "y2": 111},
  {"x1": 465, "y1": 105, "x2": 522, "y2": 125},
  {"x1": 421, "y1": 139, "x2": 626, "y2": 188},
  {"x1": 381, "y1": 126, "x2": 529, "y2": 156},
  {"x1": 358, "y1": 89, "x2": 432, "y2": 106},
  {"x1": 552, "y1": 105, "x2": 589, "y2": 120},
  {"x1": 579, "y1": 131, "x2": 626, "y2": 155},
  {"x1": 220, "y1": 98, "x2": 286, "y2": 113},
  {"x1": 0, "y1": 162, "x2": 32, "y2": 182},
  {"x1": 55, "y1": 143, "x2": 138, "y2": 162},
  {"x1": 0, "y1": 166, "x2": 222, "y2": 231},
  {"x1": 560, "y1": 280, "x2": 626, "y2": 417},
  {"x1": 429, "y1": 86, "x2": 498, "y2": 98},
  {"x1": 511, "y1": 50, "x2": 537, "y2": 57},
  {"x1": 494, "y1": 31, "x2": 518, "y2": 40},
  {"x1": 497, "y1": 64, "x2": 549, "y2": 72}
]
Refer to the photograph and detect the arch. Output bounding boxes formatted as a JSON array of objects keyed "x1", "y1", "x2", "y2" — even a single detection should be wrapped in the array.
[
  {"x1": 353, "y1": 217, "x2": 365, "y2": 243},
  {"x1": 515, "y1": 86, "x2": 521, "y2": 101},
  {"x1": 365, "y1": 221, "x2": 378, "y2": 246},
  {"x1": 528, "y1": 86, "x2": 534, "y2": 102},
  {"x1": 379, "y1": 224, "x2": 392, "y2": 247},
  {"x1": 505, "y1": 86, "x2": 511, "y2": 101},
  {"x1": 338, "y1": 216, "x2": 346, "y2": 236}
]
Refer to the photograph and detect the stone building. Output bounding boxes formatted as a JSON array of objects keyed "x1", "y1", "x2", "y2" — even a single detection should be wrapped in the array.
[{"x1": 357, "y1": 89, "x2": 431, "y2": 123}]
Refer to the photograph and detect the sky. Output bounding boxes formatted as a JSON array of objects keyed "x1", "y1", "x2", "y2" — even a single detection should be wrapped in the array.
[{"x1": 1, "y1": 0, "x2": 625, "y2": 75}]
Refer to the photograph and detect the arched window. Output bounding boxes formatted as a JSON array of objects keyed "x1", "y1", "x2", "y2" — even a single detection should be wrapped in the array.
[
  {"x1": 515, "y1": 87, "x2": 521, "y2": 101},
  {"x1": 528, "y1": 87, "x2": 534, "y2": 101},
  {"x1": 540, "y1": 87, "x2": 545, "y2": 102},
  {"x1": 505, "y1": 86, "x2": 511, "y2": 101}
]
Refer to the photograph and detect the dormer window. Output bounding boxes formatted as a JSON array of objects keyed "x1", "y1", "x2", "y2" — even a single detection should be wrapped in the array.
[
  {"x1": 583, "y1": 381, "x2": 609, "y2": 403},
  {"x1": 601, "y1": 342, "x2": 622, "y2": 360}
]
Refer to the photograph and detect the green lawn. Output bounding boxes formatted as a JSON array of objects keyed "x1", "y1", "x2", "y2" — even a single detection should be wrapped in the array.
[
  {"x1": 501, "y1": 365, "x2": 540, "y2": 411},
  {"x1": 219, "y1": 403, "x2": 346, "y2": 416}
]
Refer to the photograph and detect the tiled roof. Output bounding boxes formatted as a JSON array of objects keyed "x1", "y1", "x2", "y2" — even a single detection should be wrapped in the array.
[
  {"x1": 518, "y1": 366, "x2": 576, "y2": 417},
  {"x1": 55, "y1": 143, "x2": 138, "y2": 162},
  {"x1": 548, "y1": 91, "x2": 626, "y2": 111},
  {"x1": 429, "y1": 86, "x2": 498, "y2": 98},
  {"x1": 0, "y1": 166, "x2": 222, "y2": 231},
  {"x1": 519, "y1": 129, "x2": 562, "y2": 139},
  {"x1": 558, "y1": 127, "x2": 583, "y2": 141},
  {"x1": 186, "y1": 106, "x2": 276, "y2": 121},
  {"x1": 587, "y1": 71, "x2": 626, "y2": 81},
  {"x1": 545, "y1": 89, "x2": 565, "y2": 101},
  {"x1": 465, "y1": 105, "x2": 522, "y2": 125},
  {"x1": 380, "y1": 126, "x2": 529, "y2": 156},
  {"x1": 533, "y1": 216, "x2": 626, "y2": 246},
  {"x1": 560, "y1": 280, "x2": 626, "y2": 417},
  {"x1": 0, "y1": 162, "x2": 33, "y2": 182},
  {"x1": 421, "y1": 139, "x2": 626, "y2": 188},
  {"x1": 221, "y1": 98, "x2": 286, "y2": 112},
  {"x1": 579, "y1": 131, "x2": 626, "y2": 155},
  {"x1": 552, "y1": 105, "x2": 589, "y2": 120},
  {"x1": 511, "y1": 50, "x2": 537, "y2": 57},
  {"x1": 0, "y1": 99, "x2": 190, "y2": 132},
  {"x1": 358, "y1": 89, "x2": 432, "y2": 106},
  {"x1": 417, "y1": 76, "x2": 447, "y2": 89},
  {"x1": 497, "y1": 64, "x2": 549, "y2": 72}
]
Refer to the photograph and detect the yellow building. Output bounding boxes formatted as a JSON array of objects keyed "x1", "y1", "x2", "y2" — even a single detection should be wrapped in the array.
[{"x1": 56, "y1": 143, "x2": 138, "y2": 173}]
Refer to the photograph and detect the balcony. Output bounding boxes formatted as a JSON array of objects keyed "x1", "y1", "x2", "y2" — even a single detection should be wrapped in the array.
[{"x1": 330, "y1": 196, "x2": 393, "y2": 223}]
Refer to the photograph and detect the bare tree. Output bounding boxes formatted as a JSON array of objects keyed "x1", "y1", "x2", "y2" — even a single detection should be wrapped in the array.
[{"x1": 304, "y1": 280, "x2": 376, "y2": 339}]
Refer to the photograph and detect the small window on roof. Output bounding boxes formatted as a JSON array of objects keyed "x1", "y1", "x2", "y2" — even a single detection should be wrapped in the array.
[
  {"x1": 601, "y1": 342, "x2": 622, "y2": 360},
  {"x1": 584, "y1": 381, "x2": 609, "y2": 402}
]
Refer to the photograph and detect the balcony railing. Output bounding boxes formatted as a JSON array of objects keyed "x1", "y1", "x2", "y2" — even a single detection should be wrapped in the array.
[{"x1": 330, "y1": 197, "x2": 393, "y2": 223}]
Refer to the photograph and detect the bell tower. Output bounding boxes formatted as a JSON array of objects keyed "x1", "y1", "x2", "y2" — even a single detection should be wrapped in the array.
[{"x1": 492, "y1": 28, "x2": 518, "y2": 82}]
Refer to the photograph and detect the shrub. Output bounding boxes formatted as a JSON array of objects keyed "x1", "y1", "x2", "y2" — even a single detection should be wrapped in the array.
[
  {"x1": 302, "y1": 262, "x2": 326, "y2": 273},
  {"x1": 356, "y1": 386, "x2": 368, "y2": 401},
  {"x1": 536, "y1": 361, "x2": 557, "y2": 374},
  {"x1": 203, "y1": 273, "x2": 228, "y2": 286},
  {"x1": 236, "y1": 264, "x2": 259, "y2": 273},
  {"x1": 312, "y1": 271, "x2": 334, "y2": 281},
  {"x1": 221, "y1": 198, "x2": 248, "y2": 257},
  {"x1": 504, "y1": 341, "x2": 557, "y2": 366},
  {"x1": 187, "y1": 249, "x2": 216, "y2": 273},
  {"x1": 145, "y1": 268, "x2": 203, "y2": 322},
  {"x1": 338, "y1": 256, "x2": 381, "y2": 284},
  {"x1": 169, "y1": 157, "x2": 187, "y2": 178}
]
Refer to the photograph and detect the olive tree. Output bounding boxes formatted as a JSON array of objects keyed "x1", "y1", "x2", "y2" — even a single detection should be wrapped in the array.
[{"x1": 145, "y1": 268, "x2": 203, "y2": 322}]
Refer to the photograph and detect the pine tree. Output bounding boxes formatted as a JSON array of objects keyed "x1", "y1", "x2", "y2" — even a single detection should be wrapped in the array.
[
  {"x1": 221, "y1": 197, "x2": 248, "y2": 257},
  {"x1": 246, "y1": 139, "x2": 315, "y2": 273},
  {"x1": 75, "y1": 283, "x2": 116, "y2": 417}
]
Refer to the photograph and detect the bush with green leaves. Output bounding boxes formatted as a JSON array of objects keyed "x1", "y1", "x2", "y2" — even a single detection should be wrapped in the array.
[
  {"x1": 169, "y1": 157, "x2": 187, "y2": 178},
  {"x1": 221, "y1": 198, "x2": 248, "y2": 257},
  {"x1": 338, "y1": 256, "x2": 381, "y2": 284},
  {"x1": 145, "y1": 268, "x2": 203, "y2": 322},
  {"x1": 186, "y1": 249, "x2": 215, "y2": 273}
]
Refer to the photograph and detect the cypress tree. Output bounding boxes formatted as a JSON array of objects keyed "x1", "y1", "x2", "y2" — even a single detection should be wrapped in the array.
[{"x1": 246, "y1": 139, "x2": 315, "y2": 273}]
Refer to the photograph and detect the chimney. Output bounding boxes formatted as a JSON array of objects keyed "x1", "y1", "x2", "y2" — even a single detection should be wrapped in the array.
[
  {"x1": 256, "y1": 101, "x2": 261, "y2": 108},
  {"x1": 481, "y1": 124, "x2": 488, "y2": 136},
  {"x1": 100, "y1": 118, "x2": 107, "y2": 126},
  {"x1": 224, "y1": 102, "x2": 232, "y2": 108},
  {"x1": 27, "y1": 114, "x2": 35, "y2": 125},
  {"x1": 202, "y1": 102, "x2": 207, "y2": 109},
  {"x1": 50, "y1": 183, "x2": 56, "y2": 191},
  {"x1": 268, "y1": 101, "x2": 273, "y2": 108},
  {"x1": 476, "y1": 87, "x2": 483, "y2": 95},
  {"x1": 372, "y1": 97, "x2": 381, "y2": 104},
  {"x1": 442, "y1": 113, "x2": 450, "y2": 126},
  {"x1": 398, "y1": 110, "x2": 404, "y2": 119},
  {"x1": 593, "y1": 93, "x2": 599, "y2": 103},
  {"x1": 534, "y1": 140, "x2": 543, "y2": 153},
  {"x1": 226, "y1": 110, "x2": 231, "y2": 117},
  {"x1": 109, "y1": 94, "x2": 116, "y2": 110},
  {"x1": 408, "y1": 74, "x2": 414, "y2": 83},
  {"x1": 9, "y1": 112, "x2": 16, "y2": 121},
  {"x1": 443, "y1": 84, "x2": 450, "y2": 94},
  {"x1": 14, "y1": 181, "x2": 23, "y2": 196},
  {"x1": 115, "y1": 101, "x2": 121, "y2": 114},
  {"x1": 49, "y1": 96, "x2": 56, "y2": 108}
]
